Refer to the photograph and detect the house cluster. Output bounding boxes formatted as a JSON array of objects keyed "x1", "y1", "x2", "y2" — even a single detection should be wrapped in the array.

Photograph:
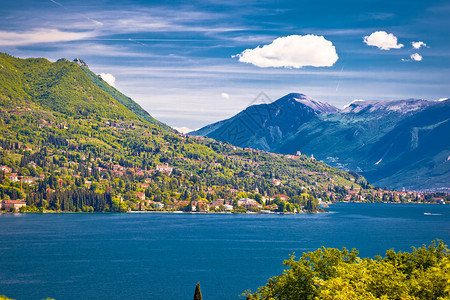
[
  {"x1": 0, "y1": 200, "x2": 27, "y2": 212},
  {"x1": 237, "y1": 198, "x2": 263, "y2": 209},
  {"x1": 38, "y1": 119, "x2": 57, "y2": 129},
  {"x1": 108, "y1": 163, "x2": 173, "y2": 177},
  {"x1": 272, "y1": 178, "x2": 282, "y2": 186},
  {"x1": 0, "y1": 165, "x2": 44, "y2": 185},
  {"x1": 328, "y1": 185, "x2": 429, "y2": 203},
  {"x1": 0, "y1": 166, "x2": 12, "y2": 174},
  {"x1": 156, "y1": 164, "x2": 173, "y2": 176},
  {"x1": 0, "y1": 106, "x2": 31, "y2": 116},
  {"x1": 104, "y1": 120, "x2": 136, "y2": 130},
  {"x1": 128, "y1": 189, "x2": 286, "y2": 213},
  {"x1": 432, "y1": 197, "x2": 446, "y2": 204},
  {"x1": 0, "y1": 161, "x2": 45, "y2": 184}
]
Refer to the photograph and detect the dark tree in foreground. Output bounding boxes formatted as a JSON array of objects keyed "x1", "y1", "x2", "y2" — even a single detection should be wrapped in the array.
[{"x1": 193, "y1": 282, "x2": 203, "y2": 300}]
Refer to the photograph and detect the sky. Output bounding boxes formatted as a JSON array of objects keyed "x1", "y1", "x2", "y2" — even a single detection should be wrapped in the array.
[{"x1": 1, "y1": 0, "x2": 449, "y2": 132}]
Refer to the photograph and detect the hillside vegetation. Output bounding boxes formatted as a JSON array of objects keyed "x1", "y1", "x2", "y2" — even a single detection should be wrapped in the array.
[
  {"x1": 76, "y1": 59, "x2": 173, "y2": 132},
  {"x1": 0, "y1": 53, "x2": 445, "y2": 213}
]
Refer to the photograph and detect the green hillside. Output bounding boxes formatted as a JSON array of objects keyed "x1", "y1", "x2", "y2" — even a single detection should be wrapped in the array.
[
  {"x1": 0, "y1": 53, "x2": 442, "y2": 213},
  {"x1": 77, "y1": 60, "x2": 174, "y2": 132},
  {"x1": 0, "y1": 52, "x2": 140, "y2": 121}
]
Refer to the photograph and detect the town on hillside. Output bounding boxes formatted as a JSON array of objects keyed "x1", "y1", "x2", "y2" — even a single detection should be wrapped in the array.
[{"x1": 1, "y1": 132, "x2": 447, "y2": 214}]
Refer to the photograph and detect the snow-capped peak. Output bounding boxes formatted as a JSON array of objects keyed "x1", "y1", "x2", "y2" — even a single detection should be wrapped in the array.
[
  {"x1": 277, "y1": 93, "x2": 339, "y2": 113},
  {"x1": 342, "y1": 99, "x2": 433, "y2": 114},
  {"x1": 343, "y1": 99, "x2": 365, "y2": 109}
]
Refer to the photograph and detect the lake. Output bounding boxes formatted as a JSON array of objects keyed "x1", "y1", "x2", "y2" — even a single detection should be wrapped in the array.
[{"x1": 0, "y1": 203, "x2": 449, "y2": 299}]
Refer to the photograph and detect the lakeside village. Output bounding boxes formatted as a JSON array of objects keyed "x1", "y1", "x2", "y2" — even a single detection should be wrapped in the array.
[
  {"x1": 0, "y1": 160, "x2": 447, "y2": 214},
  {"x1": 0, "y1": 118, "x2": 447, "y2": 213},
  {"x1": 1, "y1": 149, "x2": 446, "y2": 214}
]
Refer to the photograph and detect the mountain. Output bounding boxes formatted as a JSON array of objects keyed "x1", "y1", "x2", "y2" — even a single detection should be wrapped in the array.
[
  {"x1": 1, "y1": 52, "x2": 388, "y2": 213},
  {"x1": 361, "y1": 100, "x2": 450, "y2": 191},
  {"x1": 73, "y1": 58, "x2": 174, "y2": 132},
  {"x1": 191, "y1": 93, "x2": 450, "y2": 191},
  {"x1": 0, "y1": 52, "x2": 156, "y2": 127},
  {"x1": 192, "y1": 93, "x2": 339, "y2": 150}
]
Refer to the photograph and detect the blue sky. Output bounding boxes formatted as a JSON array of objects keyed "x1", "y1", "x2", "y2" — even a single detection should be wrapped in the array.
[{"x1": 1, "y1": 0, "x2": 449, "y2": 131}]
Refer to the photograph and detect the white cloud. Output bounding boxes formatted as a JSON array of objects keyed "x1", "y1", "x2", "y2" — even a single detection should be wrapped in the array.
[
  {"x1": 410, "y1": 53, "x2": 423, "y2": 61},
  {"x1": 100, "y1": 73, "x2": 116, "y2": 87},
  {"x1": 411, "y1": 41, "x2": 427, "y2": 49},
  {"x1": 173, "y1": 126, "x2": 194, "y2": 134},
  {"x1": 0, "y1": 29, "x2": 95, "y2": 46},
  {"x1": 363, "y1": 31, "x2": 403, "y2": 50},
  {"x1": 234, "y1": 34, "x2": 339, "y2": 68},
  {"x1": 437, "y1": 98, "x2": 449, "y2": 102},
  {"x1": 221, "y1": 92, "x2": 230, "y2": 99}
]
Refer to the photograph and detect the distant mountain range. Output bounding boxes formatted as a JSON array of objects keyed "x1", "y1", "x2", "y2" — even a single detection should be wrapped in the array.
[{"x1": 190, "y1": 93, "x2": 450, "y2": 191}]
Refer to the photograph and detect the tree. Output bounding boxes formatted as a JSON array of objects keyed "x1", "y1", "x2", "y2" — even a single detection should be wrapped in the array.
[
  {"x1": 254, "y1": 193, "x2": 263, "y2": 204},
  {"x1": 193, "y1": 282, "x2": 203, "y2": 300},
  {"x1": 245, "y1": 240, "x2": 449, "y2": 300}
]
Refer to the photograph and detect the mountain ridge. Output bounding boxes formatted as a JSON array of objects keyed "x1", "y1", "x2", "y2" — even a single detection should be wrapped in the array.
[
  {"x1": 342, "y1": 98, "x2": 434, "y2": 115},
  {"x1": 74, "y1": 59, "x2": 174, "y2": 132},
  {"x1": 275, "y1": 93, "x2": 340, "y2": 113},
  {"x1": 191, "y1": 93, "x2": 450, "y2": 191}
]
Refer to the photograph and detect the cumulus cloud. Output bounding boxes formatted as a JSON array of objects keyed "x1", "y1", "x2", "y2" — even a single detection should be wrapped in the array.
[
  {"x1": 401, "y1": 53, "x2": 423, "y2": 62},
  {"x1": 411, "y1": 41, "x2": 427, "y2": 49},
  {"x1": 221, "y1": 92, "x2": 230, "y2": 99},
  {"x1": 234, "y1": 34, "x2": 339, "y2": 68},
  {"x1": 100, "y1": 73, "x2": 116, "y2": 87},
  {"x1": 0, "y1": 29, "x2": 95, "y2": 46},
  {"x1": 410, "y1": 53, "x2": 423, "y2": 61},
  {"x1": 173, "y1": 126, "x2": 194, "y2": 134},
  {"x1": 363, "y1": 31, "x2": 403, "y2": 50}
]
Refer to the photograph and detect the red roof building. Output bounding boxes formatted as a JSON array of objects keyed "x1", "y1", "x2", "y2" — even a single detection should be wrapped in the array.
[{"x1": 1, "y1": 200, "x2": 27, "y2": 212}]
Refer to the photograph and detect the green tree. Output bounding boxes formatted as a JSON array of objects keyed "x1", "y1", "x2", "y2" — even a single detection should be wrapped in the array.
[
  {"x1": 193, "y1": 282, "x2": 203, "y2": 300},
  {"x1": 246, "y1": 240, "x2": 449, "y2": 300}
]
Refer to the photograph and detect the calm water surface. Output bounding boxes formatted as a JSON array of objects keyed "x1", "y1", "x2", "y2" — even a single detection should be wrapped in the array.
[{"x1": 0, "y1": 203, "x2": 449, "y2": 299}]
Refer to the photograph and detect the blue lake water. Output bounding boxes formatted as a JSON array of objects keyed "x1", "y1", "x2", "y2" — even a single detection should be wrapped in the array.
[{"x1": 0, "y1": 203, "x2": 449, "y2": 300}]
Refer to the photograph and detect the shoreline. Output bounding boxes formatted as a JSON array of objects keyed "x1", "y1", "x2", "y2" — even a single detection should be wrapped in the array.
[
  {"x1": 1, "y1": 210, "x2": 326, "y2": 215},
  {"x1": 1, "y1": 201, "x2": 447, "y2": 215}
]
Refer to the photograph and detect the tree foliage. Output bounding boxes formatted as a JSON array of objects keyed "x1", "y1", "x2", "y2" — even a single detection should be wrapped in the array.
[
  {"x1": 246, "y1": 240, "x2": 449, "y2": 300},
  {"x1": 193, "y1": 282, "x2": 203, "y2": 300}
]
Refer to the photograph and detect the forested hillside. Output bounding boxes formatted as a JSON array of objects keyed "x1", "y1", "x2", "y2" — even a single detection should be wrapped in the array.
[
  {"x1": 0, "y1": 53, "x2": 444, "y2": 213},
  {"x1": 75, "y1": 58, "x2": 173, "y2": 132}
]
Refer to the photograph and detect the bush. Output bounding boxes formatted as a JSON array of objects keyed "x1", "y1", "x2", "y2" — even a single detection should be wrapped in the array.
[{"x1": 245, "y1": 240, "x2": 449, "y2": 300}]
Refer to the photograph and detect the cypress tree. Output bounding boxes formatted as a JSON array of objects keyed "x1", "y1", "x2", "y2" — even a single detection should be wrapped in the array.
[{"x1": 193, "y1": 282, "x2": 202, "y2": 300}]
